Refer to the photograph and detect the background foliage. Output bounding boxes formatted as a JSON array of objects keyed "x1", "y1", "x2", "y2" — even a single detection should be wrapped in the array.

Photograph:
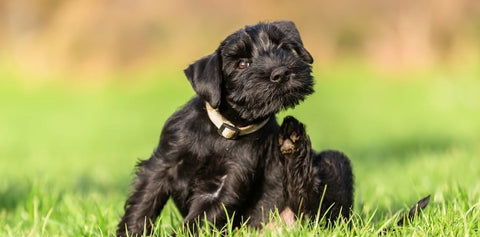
[{"x1": 1, "y1": 0, "x2": 479, "y2": 74}]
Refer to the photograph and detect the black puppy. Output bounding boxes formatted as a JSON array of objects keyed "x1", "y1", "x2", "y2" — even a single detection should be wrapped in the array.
[{"x1": 117, "y1": 21, "x2": 353, "y2": 236}]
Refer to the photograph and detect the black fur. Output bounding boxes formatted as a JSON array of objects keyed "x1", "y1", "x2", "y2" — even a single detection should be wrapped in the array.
[{"x1": 117, "y1": 21, "x2": 353, "y2": 236}]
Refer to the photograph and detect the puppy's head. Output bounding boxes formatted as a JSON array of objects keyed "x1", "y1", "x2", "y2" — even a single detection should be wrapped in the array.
[{"x1": 185, "y1": 21, "x2": 314, "y2": 122}]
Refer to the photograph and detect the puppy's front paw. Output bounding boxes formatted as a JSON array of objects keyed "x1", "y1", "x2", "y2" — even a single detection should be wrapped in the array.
[{"x1": 278, "y1": 116, "x2": 306, "y2": 155}]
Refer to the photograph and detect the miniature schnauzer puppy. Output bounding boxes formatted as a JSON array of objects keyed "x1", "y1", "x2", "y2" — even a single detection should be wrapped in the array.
[{"x1": 117, "y1": 21, "x2": 353, "y2": 236}]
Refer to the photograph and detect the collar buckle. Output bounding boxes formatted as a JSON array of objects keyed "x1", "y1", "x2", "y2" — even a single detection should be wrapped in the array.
[{"x1": 218, "y1": 123, "x2": 241, "y2": 139}]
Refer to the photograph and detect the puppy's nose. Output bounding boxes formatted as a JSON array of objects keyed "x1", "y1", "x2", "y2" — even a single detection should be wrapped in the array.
[{"x1": 270, "y1": 66, "x2": 290, "y2": 83}]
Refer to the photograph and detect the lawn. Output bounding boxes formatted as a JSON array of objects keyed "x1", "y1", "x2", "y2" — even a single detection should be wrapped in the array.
[{"x1": 1, "y1": 66, "x2": 479, "y2": 236}]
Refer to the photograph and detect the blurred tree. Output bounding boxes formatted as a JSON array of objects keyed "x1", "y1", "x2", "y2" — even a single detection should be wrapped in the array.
[{"x1": 0, "y1": 0, "x2": 478, "y2": 76}]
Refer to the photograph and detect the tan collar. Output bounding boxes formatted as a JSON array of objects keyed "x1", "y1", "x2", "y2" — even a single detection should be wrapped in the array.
[{"x1": 205, "y1": 102, "x2": 270, "y2": 139}]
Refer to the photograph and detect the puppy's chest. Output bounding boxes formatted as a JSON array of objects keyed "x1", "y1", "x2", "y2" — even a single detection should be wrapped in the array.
[
  {"x1": 185, "y1": 138, "x2": 270, "y2": 182},
  {"x1": 207, "y1": 140, "x2": 265, "y2": 165},
  {"x1": 171, "y1": 137, "x2": 267, "y2": 175},
  {"x1": 171, "y1": 140, "x2": 268, "y2": 205}
]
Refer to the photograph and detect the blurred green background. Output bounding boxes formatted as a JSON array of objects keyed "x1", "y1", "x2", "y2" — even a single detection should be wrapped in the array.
[{"x1": 0, "y1": 0, "x2": 479, "y2": 235}]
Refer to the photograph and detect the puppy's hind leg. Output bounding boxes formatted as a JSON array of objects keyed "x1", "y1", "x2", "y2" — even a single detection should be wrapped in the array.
[
  {"x1": 279, "y1": 116, "x2": 354, "y2": 223},
  {"x1": 117, "y1": 158, "x2": 170, "y2": 237},
  {"x1": 279, "y1": 116, "x2": 318, "y2": 217}
]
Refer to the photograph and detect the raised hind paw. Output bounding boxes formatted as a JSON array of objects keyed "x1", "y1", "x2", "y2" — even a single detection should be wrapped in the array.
[{"x1": 278, "y1": 116, "x2": 308, "y2": 156}]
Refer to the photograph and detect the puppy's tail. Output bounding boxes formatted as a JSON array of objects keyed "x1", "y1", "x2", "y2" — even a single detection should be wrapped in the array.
[
  {"x1": 380, "y1": 195, "x2": 430, "y2": 235},
  {"x1": 397, "y1": 195, "x2": 430, "y2": 226}
]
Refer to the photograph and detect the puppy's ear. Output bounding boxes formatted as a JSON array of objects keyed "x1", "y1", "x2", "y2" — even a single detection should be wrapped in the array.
[
  {"x1": 184, "y1": 52, "x2": 223, "y2": 108},
  {"x1": 272, "y1": 21, "x2": 314, "y2": 64}
]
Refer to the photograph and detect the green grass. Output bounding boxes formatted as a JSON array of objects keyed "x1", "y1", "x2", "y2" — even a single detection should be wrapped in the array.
[{"x1": 1, "y1": 66, "x2": 479, "y2": 236}]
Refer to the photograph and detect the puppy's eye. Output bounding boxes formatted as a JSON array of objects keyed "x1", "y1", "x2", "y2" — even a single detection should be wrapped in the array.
[{"x1": 237, "y1": 60, "x2": 250, "y2": 70}]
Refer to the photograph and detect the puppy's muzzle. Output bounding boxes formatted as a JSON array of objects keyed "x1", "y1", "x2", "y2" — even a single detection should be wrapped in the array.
[{"x1": 270, "y1": 66, "x2": 291, "y2": 83}]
